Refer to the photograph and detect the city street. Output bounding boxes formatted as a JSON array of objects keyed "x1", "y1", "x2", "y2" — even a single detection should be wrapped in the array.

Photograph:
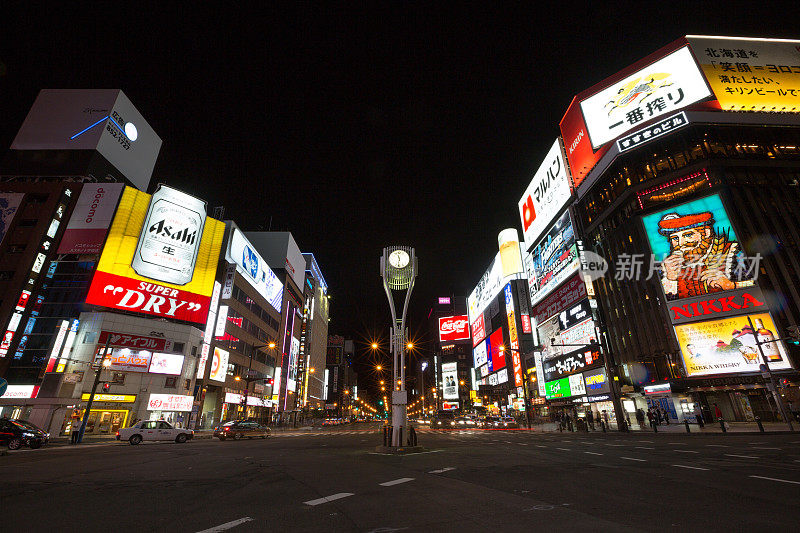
[{"x1": 2, "y1": 422, "x2": 798, "y2": 532}]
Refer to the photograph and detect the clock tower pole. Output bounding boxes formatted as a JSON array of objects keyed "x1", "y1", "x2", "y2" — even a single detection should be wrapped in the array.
[{"x1": 380, "y1": 246, "x2": 417, "y2": 446}]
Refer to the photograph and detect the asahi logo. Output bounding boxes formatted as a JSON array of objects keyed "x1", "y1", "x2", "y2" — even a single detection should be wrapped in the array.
[{"x1": 147, "y1": 218, "x2": 198, "y2": 245}]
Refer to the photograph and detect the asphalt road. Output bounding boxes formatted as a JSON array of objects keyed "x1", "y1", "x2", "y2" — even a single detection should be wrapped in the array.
[{"x1": 2, "y1": 423, "x2": 799, "y2": 532}]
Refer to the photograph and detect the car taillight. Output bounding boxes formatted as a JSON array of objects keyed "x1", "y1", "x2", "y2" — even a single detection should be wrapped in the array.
[
  {"x1": 115, "y1": 431, "x2": 119, "y2": 436},
  {"x1": 224, "y1": 428, "x2": 230, "y2": 431}
]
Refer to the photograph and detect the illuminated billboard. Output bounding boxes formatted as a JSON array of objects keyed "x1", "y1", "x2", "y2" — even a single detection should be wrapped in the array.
[
  {"x1": 148, "y1": 352, "x2": 185, "y2": 375},
  {"x1": 442, "y1": 362, "x2": 459, "y2": 400},
  {"x1": 57, "y1": 184, "x2": 124, "y2": 254},
  {"x1": 687, "y1": 36, "x2": 800, "y2": 112},
  {"x1": 518, "y1": 139, "x2": 572, "y2": 248},
  {"x1": 674, "y1": 312, "x2": 792, "y2": 377},
  {"x1": 471, "y1": 314, "x2": 486, "y2": 347},
  {"x1": 0, "y1": 193, "x2": 25, "y2": 245},
  {"x1": 504, "y1": 284, "x2": 523, "y2": 388},
  {"x1": 209, "y1": 347, "x2": 229, "y2": 383},
  {"x1": 641, "y1": 194, "x2": 754, "y2": 302},
  {"x1": 226, "y1": 225, "x2": 283, "y2": 311},
  {"x1": 468, "y1": 251, "x2": 524, "y2": 323},
  {"x1": 84, "y1": 186, "x2": 225, "y2": 324},
  {"x1": 147, "y1": 393, "x2": 193, "y2": 412},
  {"x1": 580, "y1": 47, "x2": 711, "y2": 150},
  {"x1": 488, "y1": 328, "x2": 506, "y2": 370},
  {"x1": 439, "y1": 315, "x2": 470, "y2": 342},
  {"x1": 524, "y1": 211, "x2": 580, "y2": 306}
]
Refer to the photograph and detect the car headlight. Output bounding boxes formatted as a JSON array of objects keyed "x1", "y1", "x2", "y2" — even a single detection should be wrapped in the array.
[
  {"x1": 458, "y1": 421, "x2": 465, "y2": 425},
  {"x1": 22, "y1": 432, "x2": 34, "y2": 437},
  {"x1": 450, "y1": 421, "x2": 456, "y2": 426}
]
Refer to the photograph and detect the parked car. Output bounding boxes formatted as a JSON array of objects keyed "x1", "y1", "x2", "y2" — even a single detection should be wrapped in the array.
[
  {"x1": 0, "y1": 417, "x2": 49, "y2": 450},
  {"x1": 117, "y1": 420, "x2": 194, "y2": 445},
  {"x1": 214, "y1": 420, "x2": 270, "y2": 440}
]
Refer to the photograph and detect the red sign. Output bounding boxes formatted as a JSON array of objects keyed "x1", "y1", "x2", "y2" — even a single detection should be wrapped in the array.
[
  {"x1": 560, "y1": 100, "x2": 611, "y2": 190},
  {"x1": 668, "y1": 289, "x2": 767, "y2": 325},
  {"x1": 521, "y1": 314, "x2": 532, "y2": 334},
  {"x1": 471, "y1": 315, "x2": 486, "y2": 347},
  {"x1": 98, "y1": 330, "x2": 172, "y2": 351},
  {"x1": 85, "y1": 271, "x2": 211, "y2": 323},
  {"x1": 532, "y1": 273, "x2": 587, "y2": 324},
  {"x1": 489, "y1": 328, "x2": 506, "y2": 370},
  {"x1": 442, "y1": 401, "x2": 459, "y2": 410},
  {"x1": 439, "y1": 315, "x2": 470, "y2": 342}
]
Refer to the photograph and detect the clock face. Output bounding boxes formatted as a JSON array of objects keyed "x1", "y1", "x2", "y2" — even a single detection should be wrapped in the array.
[{"x1": 389, "y1": 250, "x2": 410, "y2": 269}]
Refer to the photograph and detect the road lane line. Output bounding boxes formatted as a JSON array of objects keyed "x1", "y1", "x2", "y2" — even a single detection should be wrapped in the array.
[
  {"x1": 673, "y1": 450, "x2": 699, "y2": 453},
  {"x1": 750, "y1": 475, "x2": 800, "y2": 485},
  {"x1": 380, "y1": 478, "x2": 414, "y2": 486},
  {"x1": 196, "y1": 517, "x2": 254, "y2": 532},
  {"x1": 725, "y1": 454, "x2": 758, "y2": 459},
  {"x1": 584, "y1": 451, "x2": 603, "y2": 456},
  {"x1": 635, "y1": 446, "x2": 654, "y2": 450},
  {"x1": 705, "y1": 444, "x2": 728, "y2": 447},
  {"x1": 428, "y1": 467, "x2": 455, "y2": 474},
  {"x1": 620, "y1": 457, "x2": 646, "y2": 462},
  {"x1": 556, "y1": 448, "x2": 570, "y2": 451},
  {"x1": 304, "y1": 493, "x2": 354, "y2": 506},
  {"x1": 535, "y1": 445, "x2": 547, "y2": 448},
  {"x1": 750, "y1": 447, "x2": 780, "y2": 450},
  {"x1": 606, "y1": 444, "x2": 626, "y2": 447},
  {"x1": 671, "y1": 464, "x2": 708, "y2": 471}
]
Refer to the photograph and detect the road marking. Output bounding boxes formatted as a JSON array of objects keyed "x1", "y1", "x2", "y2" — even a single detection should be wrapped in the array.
[
  {"x1": 674, "y1": 450, "x2": 699, "y2": 453},
  {"x1": 620, "y1": 457, "x2": 646, "y2": 462},
  {"x1": 380, "y1": 478, "x2": 414, "y2": 486},
  {"x1": 725, "y1": 454, "x2": 758, "y2": 459},
  {"x1": 556, "y1": 448, "x2": 570, "y2": 451},
  {"x1": 584, "y1": 451, "x2": 603, "y2": 456},
  {"x1": 606, "y1": 444, "x2": 626, "y2": 447},
  {"x1": 639, "y1": 440, "x2": 653, "y2": 443},
  {"x1": 428, "y1": 467, "x2": 455, "y2": 474},
  {"x1": 196, "y1": 517, "x2": 254, "y2": 532},
  {"x1": 304, "y1": 493, "x2": 354, "y2": 506},
  {"x1": 535, "y1": 445, "x2": 547, "y2": 448},
  {"x1": 519, "y1": 443, "x2": 528, "y2": 446},
  {"x1": 672, "y1": 464, "x2": 709, "y2": 471},
  {"x1": 750, "y1": 447, "x2": 780, "y2": 450},
  {"x1": 750, "y1": 475, "x2": 800, "y2": 485},
  {"x1": 669, "y1": 442, "x2": 687, "y2": 445},
  {"x1": 635, "y1": 446, "x2": 654, "y2": 450},
  {"x1": 705, "y1": 444, "x2": 728, "y2": 447}
]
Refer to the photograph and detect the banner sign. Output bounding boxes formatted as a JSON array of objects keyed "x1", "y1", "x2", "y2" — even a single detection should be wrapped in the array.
[
  {"x1": 57, "y1": 183, "x2": 124, "y2": 254},
  {"x1": 471, "y1": 314, "x2": 486, "y2": 347},
  {"x1": 542, "y1": 346, "x2": 602, "y2": 382},
  {"x1": 442, "y1": 362, "x2": 459, "y2": 400},
  {"x1": 147, "y1": 393, "x2": 193, "y2": 412},
  {"x1": 98, "y1": 330, "x2": 172, "y2": 352},
  {"x1": 531, "y1": 273, "x2": 587, "y2": 324},
  {"x1": 668, "y1": 287, "x2": 768, "y2": 325},
  {"x1": 226, "y1": 225, "x2": 283, "y2": 311},
  {"x1": 558, "y1": 299, "x2": 592, "y2": 331}
]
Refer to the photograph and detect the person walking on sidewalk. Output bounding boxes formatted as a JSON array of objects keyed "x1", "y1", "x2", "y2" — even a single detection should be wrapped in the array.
[
  {"x1": 646, "y1": 409, "x2": 654, "y2": 429},
  {"x1": 636, "y1": 409, "x2": 645, "y2": 429},
  {"x1": 662, "y1": 407, "x2": 670, "y2": 425},
  {"x1": 713, "y1": 403, "x2": 723, "y2": 421},
  {"x1": 70, "y1": 417, "x2": 82, "y2": 444},
  {"x1": 587, "y1": 410, "x2": 595, "y2": 431}
]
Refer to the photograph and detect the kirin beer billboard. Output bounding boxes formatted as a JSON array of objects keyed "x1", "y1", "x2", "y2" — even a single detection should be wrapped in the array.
[{"x1": 85, "y1": 185, "x2": 225, "y2": 324}]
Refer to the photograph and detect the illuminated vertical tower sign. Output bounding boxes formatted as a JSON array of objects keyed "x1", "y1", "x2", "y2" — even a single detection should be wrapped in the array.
[{"x1": 380, "y1": 246, "x2": 417, "y2": 447}]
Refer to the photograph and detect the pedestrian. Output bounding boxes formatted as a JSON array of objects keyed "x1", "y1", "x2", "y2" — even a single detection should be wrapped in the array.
[
  {"x1": 636, "y1": 409, "x2": 645, "y2": 428},
  {"x1": 654, "y1": 408, "x2": 662, "y2": 425},
  {"x1": 662, "y1": 407, "x2": 670, "y2": 425},
  {"x1": 587, "y1": 409, "x2": 594, "y2": 431},
  {"x1": 565, "y1": 413, "x2": 573, "y2": 432},
  {"x1": 70, "y1": 417, "x2": 82, "y2": 444},
  {"x1": 713, "y1": 403, "x2": 723, "y2": 420},
  {"x1": 646, "y1": 409, "x2": 654, "y2": 428}
]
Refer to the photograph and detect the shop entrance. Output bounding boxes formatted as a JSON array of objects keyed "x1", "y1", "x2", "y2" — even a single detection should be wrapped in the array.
[{"x1": 65, "y1": 409, "x2": 129, "y2": 435}]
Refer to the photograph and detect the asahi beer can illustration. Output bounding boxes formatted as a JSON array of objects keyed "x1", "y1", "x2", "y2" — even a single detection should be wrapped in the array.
[{"x1": 131, "y1": 185, "x2": 206, "y2": 285}]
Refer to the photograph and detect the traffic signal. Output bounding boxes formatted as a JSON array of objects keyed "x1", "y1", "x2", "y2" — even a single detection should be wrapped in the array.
[
  {"x1": 379, "y1": 400, "x2": 383, "y2": 405},
  {"x1": 786, "y1": 325, "x2": 800, "y2": 345},
  {"x1": 102, "y1": 382, "x2": 111, "y2": 393}
]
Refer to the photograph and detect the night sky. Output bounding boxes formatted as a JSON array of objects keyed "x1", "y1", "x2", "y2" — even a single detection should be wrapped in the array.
[{"x1": 1, "y1": 5, "x2": 797, "y2": 395}]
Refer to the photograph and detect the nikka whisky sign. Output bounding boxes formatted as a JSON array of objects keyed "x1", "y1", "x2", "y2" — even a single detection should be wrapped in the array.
[{"x1": 668, "y1": 287, "x2": 768, "y2": 325}]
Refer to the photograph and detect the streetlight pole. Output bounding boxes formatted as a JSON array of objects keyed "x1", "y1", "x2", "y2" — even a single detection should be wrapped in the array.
[
  {"x1": 746, "y1": 317, "x2": 794, "y2": 431},
  {"x1": 77, "y1": 337, "x2": 112, "y2": 444}
]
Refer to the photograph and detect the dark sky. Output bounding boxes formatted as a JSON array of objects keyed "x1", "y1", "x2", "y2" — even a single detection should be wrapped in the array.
[{"x1": 1, "y1": 5, "x2": 797, "y2": 396}]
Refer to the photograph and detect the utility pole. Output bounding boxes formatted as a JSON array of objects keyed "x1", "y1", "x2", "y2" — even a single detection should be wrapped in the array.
[
  {"x1": 747, "y1": 316, "x2": 794, "y2": 431},
  {"x1": 77, "y1": 337, "x2": 111, "y2": 444}
]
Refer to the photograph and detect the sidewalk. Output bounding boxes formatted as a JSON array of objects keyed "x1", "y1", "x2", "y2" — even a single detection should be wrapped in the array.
[{"x1": 531, "y1": 420, "x2": 795, "y2": 434}]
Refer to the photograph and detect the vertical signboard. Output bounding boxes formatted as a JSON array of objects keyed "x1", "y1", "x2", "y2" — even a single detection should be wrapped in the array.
[
  {"x1": 0, "y1": 193, "x2": 25, "y2": 245},
  {"x1": 441, "y1": 362, "x2": 459, "y2": 400},
  {"x1": 57, "y1": 184, "x2": 124, "y2": 254},
  {"x1": 504, "y1": 284, "x2": 524, "y2": 388}
]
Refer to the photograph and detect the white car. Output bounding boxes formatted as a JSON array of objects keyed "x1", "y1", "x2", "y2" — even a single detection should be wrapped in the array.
[{"x1": 117, "y1": 420, "x2": 194, "y2": 445}]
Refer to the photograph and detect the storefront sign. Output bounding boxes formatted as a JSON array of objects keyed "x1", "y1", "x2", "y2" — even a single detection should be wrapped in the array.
[
  {"x1": 543, "y1": 346, "x2": 602, "y2": 382},
  {"x1": 686, "y1": 36, "x2": 800, "y2": 113},
  {"x1": 105, "y1": 348, "x2": 152, "y2": 373},
  {"x1": 81, "y1": 393, "x2": 136, "y2": 402},
  {"x1": 518, "y1": 139, "x2": 572, "y2": 248},
  {"x1": 2, "y1": 384, "x2": 37, "y2": 399},
  {"x1": 524, "y1": 211, "x2": 580, "y2": 306},
  {"x1": 85, "y1": 186, "x2": 225, "y2": 324},
  {"x1": 438, "y1": 315, "x2": 470, "y2": 342},
  {"x1": 147, "y1": 393, "x2": 193, "y2": 412},
  {"x1": 644, "y1": 382, "x2": 672, "y2": 395},
  {"x1": 98, "y1": 330, "x2": 172, "y2": 351},
  {"x1": 674, "y1": 312, "x2": 792, "y2": 376},
  {"x1": 534, "y1": 351, "x2": 547, "y2": 396},
  {"x1": 504, "y1": 284, "x2": 524, "y2": 387},
  {"x1": 532, "y1": 273, "x2": 587, "y2": 324},
  {"x1": 582, "y1": 367, "x2": 610, "y2": 396}
]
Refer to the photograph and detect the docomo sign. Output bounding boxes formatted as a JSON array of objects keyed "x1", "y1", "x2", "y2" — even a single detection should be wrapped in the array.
[
  {"x1": 146, "y1": 393, "x2": 193, "y2": 412},
  {"x1": 439, "y1": 315, "x2": 470, "y2": 342},
  {"x1": 518, "y1": 139, "x2": 572, "y2": 248}
]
